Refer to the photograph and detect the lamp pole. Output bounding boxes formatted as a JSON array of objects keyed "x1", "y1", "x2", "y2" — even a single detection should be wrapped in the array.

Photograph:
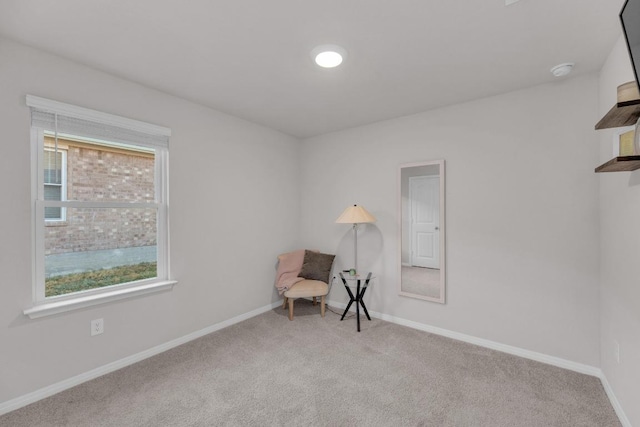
[{"x1": 353, "y1": 223, "x2": 358, "y2": 275}]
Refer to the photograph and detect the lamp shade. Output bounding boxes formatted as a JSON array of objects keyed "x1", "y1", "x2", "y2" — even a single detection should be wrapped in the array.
[{"x1": 335, "y1": 205, "x2": 376, "y2": 224}]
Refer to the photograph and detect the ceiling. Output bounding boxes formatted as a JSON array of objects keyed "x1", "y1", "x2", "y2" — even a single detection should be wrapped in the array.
[{"x1": 0, "y1": 0, "x2": 626, "y2": 138}]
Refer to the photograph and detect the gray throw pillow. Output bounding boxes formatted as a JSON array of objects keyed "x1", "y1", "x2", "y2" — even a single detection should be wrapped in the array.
[{"x1": 299, "y1": 250, "x2": 335, "y2": 284}]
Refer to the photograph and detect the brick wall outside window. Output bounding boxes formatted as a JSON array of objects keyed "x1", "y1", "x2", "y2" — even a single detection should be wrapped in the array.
[{"x1": 44, "y1": 138, "x2": 156, "y2": 255}]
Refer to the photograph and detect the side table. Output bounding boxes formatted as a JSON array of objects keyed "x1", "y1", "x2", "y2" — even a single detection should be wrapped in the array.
[{"x1": 339, "y1": 272, "x2": 373, "y2": 332}]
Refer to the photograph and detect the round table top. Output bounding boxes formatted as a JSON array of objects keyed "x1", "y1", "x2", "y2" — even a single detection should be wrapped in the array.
[{"x1": 339, "y1": 272, "x2": 374, "y2": 286}]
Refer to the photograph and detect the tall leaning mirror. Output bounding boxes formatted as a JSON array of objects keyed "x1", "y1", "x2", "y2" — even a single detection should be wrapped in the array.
[{"x1": 398, "y1": 160, "x2": 445, "y2": 303}]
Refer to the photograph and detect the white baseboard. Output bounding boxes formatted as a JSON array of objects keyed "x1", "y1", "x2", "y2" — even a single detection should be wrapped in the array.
[
  {"x1": 598, "y1": 372, "x2": 632, "y2": 427},
  {"x1": 328, "y1": 299, "x2": 599, "y2": 375},
  {"x1": 0, "y1": 300, "x2": 282, "y2": 416},
  {"x1": 327, "y1": 299, "x2": 630, "y2": 426}
]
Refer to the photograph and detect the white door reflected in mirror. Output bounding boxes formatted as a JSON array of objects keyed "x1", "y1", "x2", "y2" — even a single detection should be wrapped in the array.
[{"x1": 399, "y1": 160, "x2": 445, "y2": 303}]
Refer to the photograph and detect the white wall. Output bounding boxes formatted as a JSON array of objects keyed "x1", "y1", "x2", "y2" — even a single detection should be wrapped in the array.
[
  {"x1": 597, "y1": 36, "x2": 640, "y2": 427},
  {"x1": 299, "y1": 74, "x2": 601, "y2": 366},
  {"x1": 0, "y1": 38, "x2": 300, "y2": 404}
]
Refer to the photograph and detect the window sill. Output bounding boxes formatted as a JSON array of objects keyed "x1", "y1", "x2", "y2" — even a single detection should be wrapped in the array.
[
  {"x1": 23, "y1": 280, "x2": 177, "y2": 319},
  {"x1": 44, "y1": 220, "x2": 68, "y2": 227}
]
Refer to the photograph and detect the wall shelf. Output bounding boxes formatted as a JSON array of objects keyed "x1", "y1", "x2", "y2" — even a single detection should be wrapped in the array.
[
  {"x1": 595, "y1": 99, "x2": 640, "y2": 129},
  {"x1": 595, "y1": 156, "x2": 640, "y2": 173}
]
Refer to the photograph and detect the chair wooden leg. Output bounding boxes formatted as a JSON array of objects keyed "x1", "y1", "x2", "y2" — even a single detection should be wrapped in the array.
[
  {"x1": 288, "y1": 298, "x2": 294, "y2": 321},
  {"x1": 282, "y1": 297, "x2": 288, "y2": 309},
  {"x1": 321, "y1": 295, "x2": 326, "y2": 317},
  {"x1": 313, "y1": 296, "x2": 317, "y2": 306}
]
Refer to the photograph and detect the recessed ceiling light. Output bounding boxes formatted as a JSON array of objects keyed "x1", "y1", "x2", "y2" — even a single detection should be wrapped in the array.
[
  {"x1": 311, "y1": 45, "x2": 347, "y2": 68},
  {"x1": 550, "y1": 62, "x2": 574, "y2": 77}
]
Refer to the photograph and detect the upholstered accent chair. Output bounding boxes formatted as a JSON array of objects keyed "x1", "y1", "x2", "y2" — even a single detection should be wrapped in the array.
[
  {"x1": 282, "y1": 279, "x2": 329, "y2": 320},
  {"x1": 276, "y1": 250, "x2": 335, "y2": 321}
]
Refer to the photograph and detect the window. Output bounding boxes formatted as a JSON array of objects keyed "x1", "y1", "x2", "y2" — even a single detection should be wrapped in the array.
[
  {"x1": 43, "y1": 147, "x2": 67, "y2": 221},
  {"x1": 25, "y1": 95, "x2": 175, "y2": 318}
]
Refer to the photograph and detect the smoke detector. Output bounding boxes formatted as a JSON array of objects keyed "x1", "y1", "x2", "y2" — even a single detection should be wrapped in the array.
[{"x1": 550, "y1": 63, "x2": 574, "y2": 77}]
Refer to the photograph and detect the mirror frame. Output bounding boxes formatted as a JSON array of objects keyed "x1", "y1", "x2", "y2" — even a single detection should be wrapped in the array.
[{"x1": 397, "y1": 160, "x2": 446, "y2": 303}]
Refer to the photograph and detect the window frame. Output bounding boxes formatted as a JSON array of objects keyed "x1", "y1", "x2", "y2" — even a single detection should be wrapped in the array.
[{"x1": 25, "y1": 96, "x2": 175, "y2": 319}]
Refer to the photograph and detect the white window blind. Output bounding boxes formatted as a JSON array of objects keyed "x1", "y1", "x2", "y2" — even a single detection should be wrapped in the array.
[{"x1": 27, "y1": 95, "x2": 170, "y2": 149}]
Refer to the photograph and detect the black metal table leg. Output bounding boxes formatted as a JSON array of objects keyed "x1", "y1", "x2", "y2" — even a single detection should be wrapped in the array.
[
  {"x1": 359, "y1": 300, "x2": 371, "y2": 321},
  {"x1": 356, "y1": 278, "x2": 361, "y2": 332},
  {"x1": 340, "y1": 299, "x2": 354, "y2": 320},
  {"x1": 339, "y1": 272, "x2": 373, "y2": 332},
  {"x1": 359, "y1": 275, "x2": 372, "y2": 321},
  {"x1": 340, "y1": 276, "x2": 356, "y2": 320}
]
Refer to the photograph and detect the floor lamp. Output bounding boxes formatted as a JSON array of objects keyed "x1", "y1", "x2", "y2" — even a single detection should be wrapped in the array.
[{"x1": 335, "y1": 204, "x2": 376, "y2": 275}]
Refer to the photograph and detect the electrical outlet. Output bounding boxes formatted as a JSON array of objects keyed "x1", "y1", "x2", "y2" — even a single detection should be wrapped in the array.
[
  {"x1": 614, "y1": 339, "x2": 620, "y2": 364},
  {"x1": 91, "y1": 318, "x2": 104, "y2": 336}
]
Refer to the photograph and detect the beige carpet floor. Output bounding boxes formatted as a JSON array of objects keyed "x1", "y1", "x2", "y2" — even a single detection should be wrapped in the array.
[{"x1": 0, "y1": 300, "x2": 620, "y2": 426}]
